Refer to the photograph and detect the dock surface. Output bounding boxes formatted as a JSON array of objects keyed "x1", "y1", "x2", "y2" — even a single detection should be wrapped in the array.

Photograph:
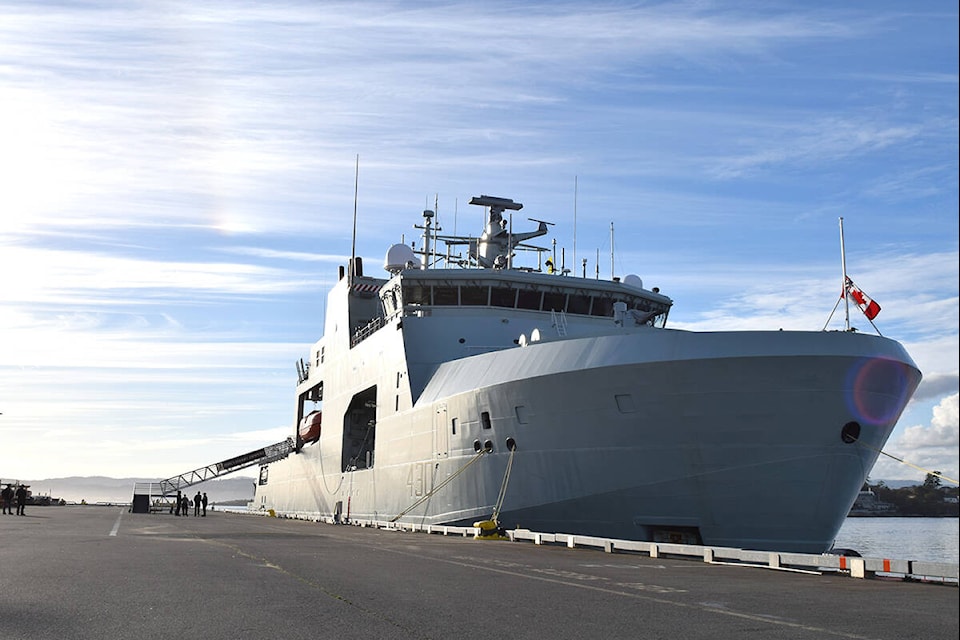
[{"x1": 1, "y1": 506, "x2": 956, "y2": 640}]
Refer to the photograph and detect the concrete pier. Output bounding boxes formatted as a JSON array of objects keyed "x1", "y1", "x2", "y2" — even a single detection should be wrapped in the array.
[{"x1": 1, "y1": 506, "x2": 956, "y2": 640}]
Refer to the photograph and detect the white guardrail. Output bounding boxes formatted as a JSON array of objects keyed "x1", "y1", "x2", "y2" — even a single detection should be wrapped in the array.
[{"x1": 241, "y1": 509, "x2": 958, "y2": 585}]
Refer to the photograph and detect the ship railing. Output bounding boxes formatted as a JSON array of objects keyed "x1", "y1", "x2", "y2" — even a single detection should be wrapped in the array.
[{"x1": 350, "y1": 316, "x2": 387, "y2": 347}]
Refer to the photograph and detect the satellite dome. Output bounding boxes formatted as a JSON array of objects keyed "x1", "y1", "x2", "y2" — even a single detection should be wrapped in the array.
[
  {"x1": 623, "y1": 274, "x2": 644, "y2": 290},
  {"x1": 384, "y1": 244, "x2": 419, "y2": 274}
]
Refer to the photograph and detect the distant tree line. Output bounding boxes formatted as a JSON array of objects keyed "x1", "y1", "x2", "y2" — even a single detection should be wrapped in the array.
[{"x1": 866, "y1": 473, "x2": 959, "y2": 517}]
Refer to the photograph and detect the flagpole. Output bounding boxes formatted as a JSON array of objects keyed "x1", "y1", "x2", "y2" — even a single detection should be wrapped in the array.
[{"x1": 839, "y1": 217, "x2": 850, "y2": 332}]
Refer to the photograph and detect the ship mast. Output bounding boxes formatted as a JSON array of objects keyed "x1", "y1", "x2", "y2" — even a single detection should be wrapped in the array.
[
  {"x1": 839, "y1": 217, "x2": 851, "y2": 332},
  {"x1": 350, "y1": 154, "x2": 359, "y2": 284}
]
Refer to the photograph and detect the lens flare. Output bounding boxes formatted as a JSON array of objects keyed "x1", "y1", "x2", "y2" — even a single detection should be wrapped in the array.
[{"x1": 845, "y1": 357, "x2": 913, "y2": 426}]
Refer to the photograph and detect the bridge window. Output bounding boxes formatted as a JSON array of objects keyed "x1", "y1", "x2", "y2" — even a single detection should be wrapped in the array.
[
  {"x1": 460, "y1": 286, "x2": 489, "y2": 306},
  {"x1": 542, "y1": 291, "x2": 566, "y2": 312},
  {"x1": 591, "y1": 297, "x2": 614, "y2": 317},
  {"x1": 567, "y1": 294, "x2": 591, "y2": 315},
  {"x1": 433, "y1": 286, "x2": 458, "y2": 305},
  {"x1": 517, "y1": 289, "x2": 542, "y2": 310},
  {"x1": 490, "y1": 287, "x2": 517, "y2": 308},
  {"x1": 402, "y1": 284, "x2": 430, "y2": 306}
]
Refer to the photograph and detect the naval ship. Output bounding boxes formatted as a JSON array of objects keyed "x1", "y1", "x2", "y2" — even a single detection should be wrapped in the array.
[{"x1": 253, "y1": 195, "x2": 921, "y2": 553}]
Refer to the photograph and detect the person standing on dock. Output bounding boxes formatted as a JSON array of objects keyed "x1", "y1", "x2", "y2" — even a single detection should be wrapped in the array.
[
  {"x1": 1, "y1": 484, "x2": 12, "y2": 515},
  {"x1": 175, "y1": 490, "x2": 182, "y2": 516},
  {"x1": 181, "y1": 494, "x2": 189, "y2": 516},
  {"x1": 15, "y1": 485, "x2": 27, "y2": 516},
  {"x1": 201, "y1": 492, "x2": 208, "y2": 516},
  {"x1": 194, "y1": 491, "x2": 201, "y2": 516}
]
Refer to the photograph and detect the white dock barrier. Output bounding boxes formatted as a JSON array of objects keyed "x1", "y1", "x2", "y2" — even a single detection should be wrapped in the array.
[{"x1": 249, "y1": 510, "x2": 959, "y2": 585}]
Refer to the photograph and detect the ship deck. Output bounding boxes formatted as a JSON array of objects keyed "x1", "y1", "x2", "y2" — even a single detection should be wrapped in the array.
[{"x1": 1, "y1": 505, "x2": 956, "y2": 640}]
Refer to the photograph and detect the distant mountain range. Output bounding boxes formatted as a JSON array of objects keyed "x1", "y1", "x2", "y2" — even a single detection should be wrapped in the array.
[{"x1": 4, "y1": 475, "x2": 258, "y2": 505}]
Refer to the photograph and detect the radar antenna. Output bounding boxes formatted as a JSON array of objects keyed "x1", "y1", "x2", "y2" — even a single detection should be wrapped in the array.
[{"x1": 467, "y1": 196, "x2": 549, "y2": 268}]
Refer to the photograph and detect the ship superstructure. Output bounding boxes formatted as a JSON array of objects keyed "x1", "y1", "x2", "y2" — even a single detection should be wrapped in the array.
[{"x1": 254, "y1": 195, "x2": 921, "y2": 553}]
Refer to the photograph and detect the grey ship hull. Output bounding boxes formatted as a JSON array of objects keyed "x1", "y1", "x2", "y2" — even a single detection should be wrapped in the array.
[{"x1": 257, "y1": 327, "x2": 919, "y2": 553}]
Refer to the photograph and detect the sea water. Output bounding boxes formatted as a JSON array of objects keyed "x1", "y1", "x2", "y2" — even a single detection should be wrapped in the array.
[{"x1": 833, "y1": 517, "x2": 959, "y2": 564}]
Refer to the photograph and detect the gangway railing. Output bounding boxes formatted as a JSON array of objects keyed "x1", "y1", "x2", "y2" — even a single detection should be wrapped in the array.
[{"x1": 149, "y1": 437, "x2": 295, "y2": 498}]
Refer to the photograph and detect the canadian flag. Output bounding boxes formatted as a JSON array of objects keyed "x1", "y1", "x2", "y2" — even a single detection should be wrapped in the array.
[{"x1": 844, "y1": 276, "x2": 881, "y2": 320}]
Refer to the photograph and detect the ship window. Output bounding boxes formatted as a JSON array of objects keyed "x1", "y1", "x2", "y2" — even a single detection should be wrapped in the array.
[
  {"x1": 542, "y1": 291, "x2": 566, "y2": 312},
  {"x1": 460, "y1": 286, "x2": 489, "y2": 305},
  {"x1": 591, "y1": 297, "x2": 614, "y2": 317},
  {"x1": 567, "y1": 294, "x2": 591, "y2": 315},
  {"x1": 433, "y1": 286, "x2": 458, "y2": 305},
  {"x1": 615, "y1": 394, "x2": 636, "y2": 414},
  {"x1": 451, "y1": 417, "x2": 458, "y2": 435},
  {"x1": 517, "y1": 289, "x2": 542, "y2": 310},
  {"x1": 258, "y1": 466, "x2": 269, "y2": 485},
  {"x1": 490, "y1": 287, "x2": 517, "y2": 308},
  {"x1": 402, "y1": 284, "x2": 430, "y2": 306},
  {"x1": 481, "y1": 411, "x2": 492, "y2": 430}
]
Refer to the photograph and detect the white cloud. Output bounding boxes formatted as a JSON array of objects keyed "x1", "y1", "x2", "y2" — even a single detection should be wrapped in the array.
[
  {"x1": 0, "y1": 1, "x2": 955, "y2": 483},
  {"x1": 901, "y1": 394, "x2": 960, "y2": 449},
  {"x1": 871, "y1": 394, "x2": 960, "y2": 483}
]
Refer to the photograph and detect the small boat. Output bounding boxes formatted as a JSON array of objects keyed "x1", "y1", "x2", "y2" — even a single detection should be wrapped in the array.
[
  {"x1": 254, "y1": 195, "x2": 921, "y2": 553},
  {"x1": 298, "y1": 411, "x2": 322, "y2": 444}
]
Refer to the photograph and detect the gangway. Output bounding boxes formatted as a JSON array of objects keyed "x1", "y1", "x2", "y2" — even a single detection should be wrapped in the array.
[{"x1": 130, "y1": 438, "x2": 295, "y2": 512}]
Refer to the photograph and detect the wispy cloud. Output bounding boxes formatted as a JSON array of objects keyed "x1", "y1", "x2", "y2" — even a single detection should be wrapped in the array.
[{"x1": 0, "y1": 1, "x2": 955, "y2": 480}]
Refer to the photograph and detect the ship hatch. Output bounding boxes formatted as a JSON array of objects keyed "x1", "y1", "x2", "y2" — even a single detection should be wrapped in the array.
[{"x1": 342, "y1": 386, "x2": 377, "y2": 472}]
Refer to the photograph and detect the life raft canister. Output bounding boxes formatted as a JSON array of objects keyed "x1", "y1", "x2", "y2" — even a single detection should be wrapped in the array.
[{"x1": 299, "y1": 410, "x2": 322, "y2": 443}]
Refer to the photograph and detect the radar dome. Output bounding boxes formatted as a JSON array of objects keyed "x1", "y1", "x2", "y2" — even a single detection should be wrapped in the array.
[
  {"x1": 384, "y1": 244, "x2": 419, "y2": 274},
  {"x1": 623, "y1": 274, "x2": 644, "y2": 290}
]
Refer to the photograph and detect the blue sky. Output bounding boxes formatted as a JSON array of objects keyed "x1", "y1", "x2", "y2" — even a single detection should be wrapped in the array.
[{"x1": 1, "y1": 1, "x2": 957, "y2": 486}]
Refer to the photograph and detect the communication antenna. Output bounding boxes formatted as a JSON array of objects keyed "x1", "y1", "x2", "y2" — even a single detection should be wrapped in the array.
[
  {"x1": 434, "y1": 193, "x2": 440, "y2": 268},
  {"x1": 573, "y1": 176, "x2": 578, "y2": 272},
  {"x1": 610, "y1": 222, "x2": 615, "y2": 280},
  {"x1": 350, "y1": 154, "x2": 359, "y2": 284}
]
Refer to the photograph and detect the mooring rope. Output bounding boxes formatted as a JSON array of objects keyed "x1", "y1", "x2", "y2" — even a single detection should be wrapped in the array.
[
  {"x1": 492, "y1": 444, "x2": 517, "y2": 523},
  {"x1": 855, "y1": 439, "x2": 958, "y2": 485},
  {"x1": 390, "y1": 449, "x2": 489, "y2": 522}
]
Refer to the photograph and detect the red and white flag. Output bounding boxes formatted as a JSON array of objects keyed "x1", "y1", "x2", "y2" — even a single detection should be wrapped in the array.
[{"x1": 844, "y1": 276, "x2": 881, "y2": 320}]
